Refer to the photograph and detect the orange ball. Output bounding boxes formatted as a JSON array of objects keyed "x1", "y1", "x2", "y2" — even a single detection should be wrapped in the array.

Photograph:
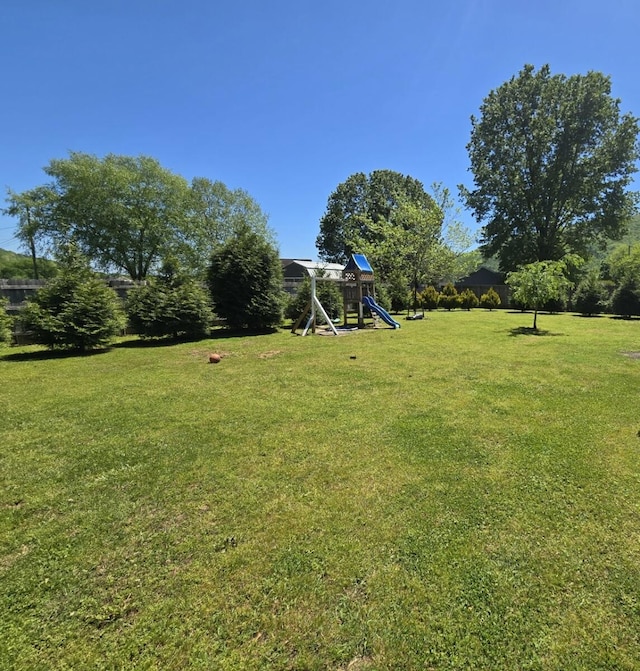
[{"x1": 209, "y1": 353, "x2": 221, "y2": 364}]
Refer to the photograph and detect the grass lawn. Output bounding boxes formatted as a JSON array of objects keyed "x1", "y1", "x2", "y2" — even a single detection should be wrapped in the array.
[{"x1": 2, "y1": 310, "x2": 640, "y2": 670}]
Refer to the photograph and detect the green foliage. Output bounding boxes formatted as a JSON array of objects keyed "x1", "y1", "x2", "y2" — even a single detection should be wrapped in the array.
[
  {"x1": 285, "y1": 275, "x2": 343, "y2": 323},
  {"x1": 573, "y1": 272, "x2": 608, "y2": 316},
  {"x1": 183, "y1": 177, "x2": 274, "y2": 278},
  {"x1": 0, "y1": 297, "x2": 12, "y2": 346},
  {"x1": 507, "y1": 259, "x2": 573, "y2": 329},
  {"x1": 208, "y1": 226, "x2": 284, "y2": 330},
  {"x1": 479, "y1": 287, "x2": 502, "y2": 310},
  {"x1": 419, "y1": 285, "x2": 440, "y2": 311},
  {"x1": 374, "y1": 283, "x2": 392, "y2": 312},
  {"x1": 383, "y1": 270, "x2": 410, "y2": 312},
  {"x1": 316, "y1": 170, "x2": 438, "y2": 265},
  {"x1": 39, "y1": 153, "x2": 191, "y2": 279},
  {"x1": 126, "y1": 273, "x2": 213, "y2": 340},
  {"x1": 459, "y1": 288, "x2": 479, "y2": 310},
  {"x1": 3, "y1": 186, "x2": 57, "y2": 278},
  {"x1": 6, "y1": 154, "x2": 272, "y2": 282},
  {"x1": 0, "y1": 248, "x2": 57, "y2": 279},
  {"x1": 20, "y1": 245, "x2": 125, "y2": 351},
  {"x1": 462, "y1": 64, "x2": 640, "y2": 272},
  {"x1": 439, "y1": 283, "x2": 461, "y2": 310},
  {"x1": 602, "y1": 242, "x2": 640, "y2": 284},
  {"x1": 610, "y1": 274, "x2": 640, "y2": 317}
]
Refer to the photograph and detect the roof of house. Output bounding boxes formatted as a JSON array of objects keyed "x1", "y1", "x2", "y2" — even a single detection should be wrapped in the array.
[
  {"x1": 282, "y1": 260, "x2": 344, "y2": 280},
  {"x1": 456, "y1": 266, "x2": 505, "y2": 286}
]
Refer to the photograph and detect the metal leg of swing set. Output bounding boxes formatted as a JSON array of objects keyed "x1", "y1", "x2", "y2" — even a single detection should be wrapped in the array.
[{"x1": 301, "y1": 296, "x2": 339, "y2": 336}]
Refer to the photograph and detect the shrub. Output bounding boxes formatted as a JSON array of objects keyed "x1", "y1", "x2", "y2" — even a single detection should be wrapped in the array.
[
  {"x1": 0, "y1": 298, "x2": 13, "y2": 346},
  {"x1": 374, "y1": 284, "x2": 392, "y2": 313},
  {"x1": 480, "y1": 287, "x2": 501, "y2": 310},
  {"x1": 419, "y1": 285, "x2": 440, "y2": 311},
  {"x1": 127, "y1": 277, "x2": 213, "y2": 339},
  {"x1": 208, "y1": 225, "x2": 285, "y2": 330},
  {"x1": 610, "y1": 275, "x2": 640, "y2": 318},
  {"x1": 285, "y1": 276, "x2": 343, "y2": 324},
  {"x1": 385, "y1": 272, "x2": 409, "y2": 312},
  {"x1": 439, "y1": 283, "x2": 461, "y2": 310},
  {"x1": 459, "y1": 288, "x2": 479, "y2": 310},
  {"x1": 573, "y1": 272, "x2": 608, "y2": 316},
  {"x1": 20, "y1": 246, "x2": 125, "y2": 352}
]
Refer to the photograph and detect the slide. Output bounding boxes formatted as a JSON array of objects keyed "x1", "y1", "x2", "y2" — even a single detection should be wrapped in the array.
[{"x1": 362, "y1": 295, "x2": 401, "y2": 329}]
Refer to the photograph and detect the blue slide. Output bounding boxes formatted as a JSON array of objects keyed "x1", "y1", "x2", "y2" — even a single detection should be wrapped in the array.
[{"x1": 362, "y1": 295, "x2": 401, "y2": 329}]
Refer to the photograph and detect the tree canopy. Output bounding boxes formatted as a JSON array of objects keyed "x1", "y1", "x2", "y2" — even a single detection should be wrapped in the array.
[
  {"x1": 5, "y1": 153, "x2": 272, "y2": 281},
  {"x1": 316, "y1": 170, "x2": 440, "y2": 266},
  {"x1": 462, "y1": 64, "x2": 640, "y2": 273},
  {"x1": 316, "y1": 173, "x2": 478, "y2": 302},
  {"x1": 506, "y1": 259, "x2": 573, "y2": 330}
]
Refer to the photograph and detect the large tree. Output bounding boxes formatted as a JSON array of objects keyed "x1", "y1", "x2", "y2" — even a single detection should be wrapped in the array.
[
  {"x1": 42, "y1": 153, "x2": 190, "y2": 280},
  {"x1": 316, "y1": 170, "x2": 439, "y2": 265},
  {"x1": 461, "y1": 64, "x2": 640, "y2": 273},
  {"x1": 5, "y1": 154, "x2": 272, "y2": 281},
  {"x1": 182, "y1": 177, "x2": 273, "y2": 277}
]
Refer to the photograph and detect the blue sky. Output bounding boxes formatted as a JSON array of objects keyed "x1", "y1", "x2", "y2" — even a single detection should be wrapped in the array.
[{"x1": 1, "y1": 0, "x2": 639, "y2": 259}]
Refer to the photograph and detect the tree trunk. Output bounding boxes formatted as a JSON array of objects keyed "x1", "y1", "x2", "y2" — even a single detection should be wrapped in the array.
[{"x1": 533, "y1": 310, "x2": 538, "y2": 330}]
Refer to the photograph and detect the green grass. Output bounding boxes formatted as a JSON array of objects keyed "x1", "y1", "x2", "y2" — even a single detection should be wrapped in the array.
[{"x1": 2, "y1": 310, "x2": 640, "y2": 670}]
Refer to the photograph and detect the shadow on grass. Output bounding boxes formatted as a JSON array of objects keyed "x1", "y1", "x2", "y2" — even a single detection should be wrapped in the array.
[
  {"x1": 113, "y1": 327, "x2": 280, "y2": 349},
  {"x1": 1, "y1": 347, "x2": 111, "y2": 362},
  {"x1": 508, "y1": 326, "x2": 565, "y2": 337},
  {"x1": 572, "y1": 313, "x2": 606, "y2": 319}
]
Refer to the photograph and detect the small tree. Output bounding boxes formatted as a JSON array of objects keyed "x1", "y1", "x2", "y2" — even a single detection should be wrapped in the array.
[
  {"x1": 127, "y1": 276, "x2": 213, "y2": 339},
  {"x1": 21, "y1": 245, "x2": 125, "y2": 351},
  {"x1": 506, "y1": 260, "x2": 572, "y2": 330},
  {"x1": 419, "y1": 285, "x2": 440, "y2": 311},
  {"x1": 439, "y1": 283, "x2": 461, "y2": 311},
  {"x1": 573, "y1": 272, "x2": 608, "y2": 316},
  {"x1": 0, "y1": 298, "x2": 13, "y2": 346},
  {"x1": 610, "y1": 274, "x2": 640, "y2": 318},
  {"x1": 479, "y1": 287, "x2": 501, "y2": 310},
  {"x1": 208, "y1": 225, "x2": 285, "y2": 330},
  {"x1": 459, "y1": 288, "x2": 479, "y2": 310}
]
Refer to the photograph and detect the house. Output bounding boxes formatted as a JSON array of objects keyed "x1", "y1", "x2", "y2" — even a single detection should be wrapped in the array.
[
  {"x1": 454, "y1": 266, "x2": 509, "y2": 305},
  {"x1": 281, "y1": 259, "x2": 345, "y2": 295}
]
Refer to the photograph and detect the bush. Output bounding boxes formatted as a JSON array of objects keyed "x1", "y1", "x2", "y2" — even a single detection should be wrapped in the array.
[
  {"x1": 208, "y1": 226, "x2": 285, "y2": 330},
  {"x1": 127, "y1": 278, "x2": 213, "y2": 339},
  {"x1": 20, "y1": 246, "x2": 125, "y2": 352},
  {"x1": 459, "y1": 288, "x2": 479, "y2": 310},
  {"x1": 573, "y1": 272, "x2": 607, "y2": 316},
  {"x1": 480, "y1": 287, "x2": 501, "y2": 310},
  {"x1": 374, "y1": 284, "x2": 392, "y2": 313},
  {"x1": 0, "y1": 298, "x2": 13, "y2": 346},
  {"x1": 419, "y1": 285, "x2": 440, "y2": 311},
  {"x1": 285, "y1": 276, "x2": 343, "y2": 324},
  {"x1": 439, "y1": 283, "x2": 461, "y2": 310},
  {"x1": 385, "y1": 272, "x2": 409, "y2": 312},
  {"x1": 610, "y1": 275, "x2": 640, "y2": 318}
]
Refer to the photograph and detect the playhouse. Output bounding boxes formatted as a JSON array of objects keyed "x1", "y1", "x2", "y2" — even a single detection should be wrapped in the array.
[{"x1": 291, "y1": 253, "x2": 400, "y2": 334}]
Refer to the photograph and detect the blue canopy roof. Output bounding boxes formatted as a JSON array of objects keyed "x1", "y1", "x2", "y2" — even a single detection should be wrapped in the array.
[{"x1": 344, "y1": 253, "x2": 373, "y2": 274}]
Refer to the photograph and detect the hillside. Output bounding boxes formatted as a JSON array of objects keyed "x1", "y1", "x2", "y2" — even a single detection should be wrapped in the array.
[{"x1": 0, "y1": 248, "x2": 57, "y2": 279}]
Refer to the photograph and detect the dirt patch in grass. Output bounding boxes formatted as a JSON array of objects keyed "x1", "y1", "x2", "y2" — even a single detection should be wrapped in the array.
[
  {"x1": 622, "y1": 351, "x2": 640, "y2": 359},
  {"x1": 258, "y1": 350, "x2": 282, "y2": 359}
]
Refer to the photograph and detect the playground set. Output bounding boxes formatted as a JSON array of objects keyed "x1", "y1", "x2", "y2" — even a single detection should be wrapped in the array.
[{"x1": 291, "y1": 253, "x2": 401, "y2": 336}]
